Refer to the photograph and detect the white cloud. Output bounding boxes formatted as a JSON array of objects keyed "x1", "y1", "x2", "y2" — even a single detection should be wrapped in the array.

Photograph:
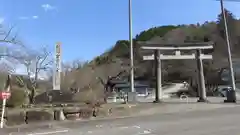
[
  {"x1": 41, "y1": 4, "x2": 56, "y2": 12},
  {"x1": 32, "y1": 16, "x2": 39, "y2": 19},
  {"x1": 18, "y1": 16, "x2": 39, "y2": 20},
  {"x1": 0, "y1": 18, "x2": 4, "y2": 24}
]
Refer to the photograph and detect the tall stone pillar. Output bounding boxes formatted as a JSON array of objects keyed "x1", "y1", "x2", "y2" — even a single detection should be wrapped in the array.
[
  {"x1": 196, "y1": 49, "x2": 207, "y2": 102},
  {"x1": 154, "y1": 50, "x2": 162, "y2": 103}
]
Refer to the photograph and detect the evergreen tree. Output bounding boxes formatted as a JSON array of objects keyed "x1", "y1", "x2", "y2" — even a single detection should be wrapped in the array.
[{"x1": 216, "y1": 8, "x2": 237, "y2": 41}]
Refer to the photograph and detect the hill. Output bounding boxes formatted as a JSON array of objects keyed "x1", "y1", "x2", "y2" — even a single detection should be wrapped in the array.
[{"x1": 62, "y1": 9, "x2": 240, "y2": 97}]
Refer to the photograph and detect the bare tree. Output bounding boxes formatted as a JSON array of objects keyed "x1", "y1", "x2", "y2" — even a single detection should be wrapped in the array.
[
  {"x1": 0, "y1": 24, "x2": 23, "y2": 47},
  {"x1": 0, "y1": 61, "x2": 16, "y2": 73},
  {"x1": 97, "y1": 69, "x2": 128, "y2": 103},
  {"x1": 62, "y1": 59, "x2": 87, "y2": 72},
  {"x1": 61, "y1": 59, "x2": 89, "y2": 89},
  {"x1": 0, "y1": 24, "x2": 54, "y2": 104},
  {"x1": 16, "y1": 46, "x2": 53, "y2": 104},
  {"x1": 0, "y1": 24, "x2": 25, "y2": 74}
]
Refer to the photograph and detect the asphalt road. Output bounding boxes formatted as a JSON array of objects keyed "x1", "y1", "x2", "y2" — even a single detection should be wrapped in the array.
[{"x1": 8, "y1": 104, "x2": 240, "y2": 135}]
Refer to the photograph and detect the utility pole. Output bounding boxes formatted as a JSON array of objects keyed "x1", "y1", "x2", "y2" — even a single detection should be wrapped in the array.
[
  {"x1": 126, "y1": 0, "x2": 137, "y2": 102},
  {"x1": 219, "y1": 0, "x2": 236, "y2": 102},
  {"x1": 129, "y1": 0, "x2": 135, "y2": 93}
]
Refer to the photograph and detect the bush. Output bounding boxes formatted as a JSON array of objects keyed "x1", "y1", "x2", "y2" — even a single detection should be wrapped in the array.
[
  {"x1": 6, "y1": 111, "x2": 26, "y2": 126},
  {"x1": 78, "y1": 108, "x2": 93, "y2": 119},
  {"x1": 35, "y1": 90, "x2": 74, "y2": 104},
  {"x1": 6, "y1": 89, "x2": 26, "y2": 108},
  {"x1": 25, "y1": 110, "x2": 54, "y2": 123},
  {"x1": 73, "y1": 91, "x2": 98, "y2": 103},
  {"x1": 73, "y1": 90, "x2": 104, "y2": 105}
]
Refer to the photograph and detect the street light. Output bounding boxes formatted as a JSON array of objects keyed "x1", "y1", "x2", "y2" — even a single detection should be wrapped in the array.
[
  {"x1": 218, "y1": 0, "x2": 238, "y2": 102},
  {"x1": 129, "y1": 0, "x2": 135, "y2": 93}
]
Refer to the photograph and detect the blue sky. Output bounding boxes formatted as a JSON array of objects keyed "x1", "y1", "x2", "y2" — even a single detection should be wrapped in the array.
[{"x1": 0, "y1": 0, "x2": 240, "y2": 62}]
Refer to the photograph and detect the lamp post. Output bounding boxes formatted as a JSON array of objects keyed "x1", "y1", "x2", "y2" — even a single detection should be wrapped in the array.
[{"x1": 219, "y1": 0, "x2": 236, "y2": 102}]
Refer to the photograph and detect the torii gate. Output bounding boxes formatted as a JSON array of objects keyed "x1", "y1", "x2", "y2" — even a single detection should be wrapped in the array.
[{"x1": 138, "y1": 41, "x2": 214, "y2": 102}]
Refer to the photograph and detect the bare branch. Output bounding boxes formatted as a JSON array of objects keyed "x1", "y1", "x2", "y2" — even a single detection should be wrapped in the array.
[
  {"x1": 3, "y1": 25, "x2": 15, "y2": 40},
  {"x1": 39, "y1": 51, "x2": 50, "y2": 66},
  {"x1": 16, "y1": 76, "x2": 25, "y2": 86}
]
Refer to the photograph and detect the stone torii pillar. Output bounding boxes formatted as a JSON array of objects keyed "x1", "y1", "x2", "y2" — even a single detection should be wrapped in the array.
[
  {"x1": 154, "y1": 50, "x2": 162, "y2": 102},
  {"x1": 196, "y1": 49, "x2": 207, "y2": 102}
]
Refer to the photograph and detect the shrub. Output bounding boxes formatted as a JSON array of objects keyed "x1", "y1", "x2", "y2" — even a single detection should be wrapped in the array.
[
  {"x1": 6, "y1": 88, "x2": 26, "y2": 108},
  {"x1": 6, "y1": 111, "x2": 26, "y2": 126},
  {"x1": 25, "y1": 110, "x2": 54, "y2": 123},
  {"x1": 73, "y1": 90, "x2": 104, "y2": 106},
  {"x1": 78, "y1": 108, "x2": 93, "y2": 119},
  {"x1": 73, "y1": 90, "x2": 97, "y2": 103}
]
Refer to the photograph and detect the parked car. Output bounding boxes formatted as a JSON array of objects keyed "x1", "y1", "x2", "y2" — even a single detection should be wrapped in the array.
[{"x1": 215, "y1": 86, "x2": 232, "y2": 97}]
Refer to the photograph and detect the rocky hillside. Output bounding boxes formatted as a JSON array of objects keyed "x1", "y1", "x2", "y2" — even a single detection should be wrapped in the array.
[{"x1": 62, "y1": 9, "x2": 240, "y2": 96}]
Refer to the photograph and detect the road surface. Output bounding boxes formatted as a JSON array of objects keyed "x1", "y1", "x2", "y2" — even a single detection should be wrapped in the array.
[{"x1": 7, "y1": 104, "x2": 240, "y2": 135}]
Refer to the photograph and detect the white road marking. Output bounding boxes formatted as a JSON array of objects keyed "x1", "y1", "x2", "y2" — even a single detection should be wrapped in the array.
[
  {"x1": 96, "y1": 125, "x2": 103, "y2": 128},
  {"x1": 27, "y1": 129, "x2": 69, "y2": 135},
  {"x1": 87, "y1": 131, "x2": 93, "y2": 134},
  {"x1": 138, "y1": 130, "x2": 151, "y2": 134},
  {"x1": 133, "y1": 125, "x2": 141, "y2": 129},
  {"x1": 119, "y1": 126, "x2": 129, "y2": 129},
  {"x1": 132, "y1": 125, "x2": 153, "y2": 135}
]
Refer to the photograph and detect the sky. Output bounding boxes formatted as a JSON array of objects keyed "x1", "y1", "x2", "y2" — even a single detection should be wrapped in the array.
[{"x1": 0, "y1": 0, "x2": 240, "y2": 63}]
